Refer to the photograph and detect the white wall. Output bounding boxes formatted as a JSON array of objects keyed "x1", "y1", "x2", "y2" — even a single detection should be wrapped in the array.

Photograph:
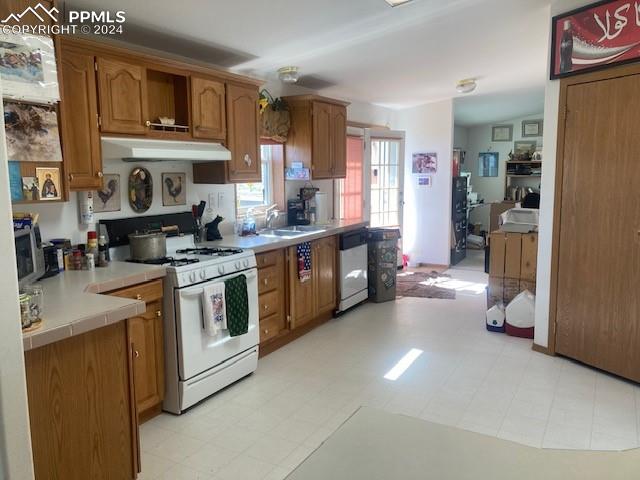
[
  {"x1": 464, "y1": 113, "x2": 544, "y2": 205},
  {"x1": 0, "y1": 80, "x2": 35, "y2": 479},
  {"x1": 453, "y1": 125, "x2": 469, "y2": 150},
  {"x1": 534, "y1": 0, "x2": 589, "y2": 348},
  {"x1": 15, "y1": 161, "x2": 236, "y2": 245},
  {"x1": 395, "y1": 99, "x2": 454, "y2": 266}
]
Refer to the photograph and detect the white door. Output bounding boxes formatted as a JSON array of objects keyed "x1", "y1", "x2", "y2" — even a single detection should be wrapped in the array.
[{"x1": 364, "y1": 129, "x2": 405, "y2": 266}]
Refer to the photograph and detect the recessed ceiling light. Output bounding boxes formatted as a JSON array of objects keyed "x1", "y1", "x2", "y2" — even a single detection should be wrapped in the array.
[
  {"x1": 385, "y1": 0, "x2": 414, "y2": 7},
  {"x1": 278, "y1": 66, "x2": 299, "y2": 84},
  {"x1": 456, "y1": 78, "x2": 477, "y2": 94}
]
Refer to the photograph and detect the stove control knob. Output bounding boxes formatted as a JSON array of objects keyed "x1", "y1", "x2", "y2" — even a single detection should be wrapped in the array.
[
  {"x1": 218, "y1": 265, "x2": 225, "y2": 275},
  {"x1": 199, "y1": 270, "x2": 206, "y2": 280},
  {"x1": 235, "y1": 261, "x2": 241, "y2": 270},
  {"x1": 189, "y1": 272, "x2": 197, "y2": 283},
  {"x1": 243, "y1": 259, "x2": 249, "y2": 268}
]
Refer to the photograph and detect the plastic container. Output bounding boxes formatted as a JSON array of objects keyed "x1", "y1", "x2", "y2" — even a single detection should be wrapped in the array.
[
  {"x1": 505, "y1": 290, "x2": 535, "y2": 338},
  {"x1": 486, "y1": 304, "x2": 505, "y2": 333}
]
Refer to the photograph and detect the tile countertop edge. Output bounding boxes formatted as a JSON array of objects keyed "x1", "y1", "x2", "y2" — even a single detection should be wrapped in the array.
[
  {"x1": 22, "y1": 264, "x2": 167, "y2": 352},
  {"x1": 198, "y1": 220, "x2": 370, "y2": 253}
]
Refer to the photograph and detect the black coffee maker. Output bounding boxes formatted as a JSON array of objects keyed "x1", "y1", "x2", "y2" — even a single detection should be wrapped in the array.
[{"x1": 287, "y1": 198, "x2": 310, "y2": 225}]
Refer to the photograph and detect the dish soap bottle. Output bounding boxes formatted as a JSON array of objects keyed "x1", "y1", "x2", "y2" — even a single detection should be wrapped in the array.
[{"x1": 241, "y1": 209, "x2": 257, "y2": 236}]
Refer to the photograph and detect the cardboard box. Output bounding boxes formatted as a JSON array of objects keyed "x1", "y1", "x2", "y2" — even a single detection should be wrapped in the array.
[
  {"x1": 520, "y1": 234, "x2": 538, "y2": 282},
  {"x1": 519, "y1": 280, "x2": 536, "y2": 294},
  {"x1": 490, "y1": 201, "x2": 516, "y2": 233},
  {"x1": 504, "y1": 233, "x2": 522, "y2": 279},
  {"x1": 488, "y1": 233, "x2": 506, "y2": 277},
  {"x1": 503, "y1": 278, "x2": 520, "y2": 304}
]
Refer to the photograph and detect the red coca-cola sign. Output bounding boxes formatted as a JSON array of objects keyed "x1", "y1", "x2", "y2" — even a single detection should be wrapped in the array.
[{"x1": 551, "y1": 0, "x2": 640, "y2": 79}]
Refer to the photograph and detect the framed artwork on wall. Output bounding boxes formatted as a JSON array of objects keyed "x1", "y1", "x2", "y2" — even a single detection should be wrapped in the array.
[
  {"x1": 4, "y1": 101, "x2": 62, "y2": 163},
  {"x1": 412, "y1": 152, "x2": 437, "y2": 174},
  {"x1": 492, "y1": 125, "x2": 513, "y2": 142},
  {"x1": 162, "y1": 172, "x2": 186, "y2": 206},
  {"x1": 35, "y1": 167, "x2": 61, "y2": 201},
  {"x1": 93, "y1": 174, "x2": 121, "y2": 213},
  {"x1": 522, "y1": 119, "x2": 543, "y2": 137}
]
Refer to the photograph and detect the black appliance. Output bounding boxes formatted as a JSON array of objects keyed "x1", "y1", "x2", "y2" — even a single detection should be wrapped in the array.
[
  {"x1": 450, "y1": 176, "x2": 468, "y2": 266},
  {"x1": 42, "y1": 245, "x2": 60, "y2": 278},
  {"x1": 287, "y1": 199, "x2": 310, "y2": 225}
]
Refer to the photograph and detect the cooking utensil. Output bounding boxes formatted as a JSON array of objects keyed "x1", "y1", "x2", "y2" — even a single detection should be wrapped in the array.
[
  {"x1": 197, "y1": 201, "x2": 206, "y2": 219},
  {"x1": 128, "y1": 232, "x2": 167, "y2": 261}
]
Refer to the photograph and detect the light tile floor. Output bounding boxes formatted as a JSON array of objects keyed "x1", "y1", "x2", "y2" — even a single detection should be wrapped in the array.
[{"x1": 140, "y1": 266, "x2": 640, "y2": 479}]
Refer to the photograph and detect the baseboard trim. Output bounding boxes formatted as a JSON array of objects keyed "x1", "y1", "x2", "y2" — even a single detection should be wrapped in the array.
[{"x1": 532, "y1": 343, "x2": 554, "y2": 356}]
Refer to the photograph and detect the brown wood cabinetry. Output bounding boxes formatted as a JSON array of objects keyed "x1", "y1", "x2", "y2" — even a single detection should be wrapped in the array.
[
  {"x1": 109, "y1": 279, "x2": 164, "y2": 422},
  {"x1": 191, "y1": 77, "x2": 226, "y2": 140},
  {"x1": 25, "y1": 321, "x2": 139, "y2": 480},
  {"x1": 256, "y1": 250, "x2": 287, "y2": 346},
  {"x1": 97, "y1": 58, "x2": 148, "y2": 134},
  {"x1": 58, "y1": 46, "x2": 103, "y2": 191},
  {"x1": 0, "y1": 0, "x2": 55, "y2": 27},
  {"x1": 284, "y1": 95, "x2": 349, "y2": 179}
]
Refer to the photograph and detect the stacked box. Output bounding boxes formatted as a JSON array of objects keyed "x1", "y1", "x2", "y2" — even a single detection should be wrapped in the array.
[{"x1": 487, "y1": 231, "x2": 538, "y2": 308}]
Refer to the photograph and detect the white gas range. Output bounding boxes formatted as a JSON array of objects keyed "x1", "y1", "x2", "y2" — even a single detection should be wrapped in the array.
[{"x1": 111, "y1": 234, "x2": 259, "y2": 414}]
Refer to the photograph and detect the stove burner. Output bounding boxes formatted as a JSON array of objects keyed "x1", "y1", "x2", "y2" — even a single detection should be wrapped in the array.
[
  {"x1": 126, "y1": 257, "x2": 200, "y2": 267},
  {"x1": 175, "y1": 247, "x2": 244, "y2": 257}
]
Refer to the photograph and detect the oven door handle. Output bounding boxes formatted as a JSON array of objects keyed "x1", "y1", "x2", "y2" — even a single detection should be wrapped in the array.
[{"x1": 180, "y1": 270, "x2": 257, "y2": 297}]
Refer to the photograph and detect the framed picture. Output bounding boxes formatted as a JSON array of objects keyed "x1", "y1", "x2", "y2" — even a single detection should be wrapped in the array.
[
  {"x1": 0, "y1": 34, "x2": 59, "y2": 103},
  {"x1": 514, "y1": 141, "x2": 538, "y2": 160},
  {"x1": 4, "y1": 101, "x2": 62, "y2": 163},
  {"x1": 551, "y1": 0, "x2": 640, "y2": 79},
  {"x1": 522, "y1": 119, "x2": 543, "y2": 137},
  {"x1": 478, "y1": 152, "x2": 499, "y2": 177},
  {"x1": 35, "y1": 167, "x2": 61, "y2": 201},
  {"x1": 492, "y1": 125, "x2": 513, "y2": 142},
  {"x1": 129, "y1": 167, "x2": 153, "y2": 213},
  {"x1": 412, "y1": 152, "x2": 437, "y2": 174},
  {"x1": 418, "y1": 176, "x2": 432, "y2": 187},
  {"x1": 93, "y1": 174, "x2": 121, "y2": 213},
  {"x1": 162, "y1": 172, "x2": 186, "y2": 206},
  {"x1": 22, "y1": 177, "x2": 39, "y2": 201}
]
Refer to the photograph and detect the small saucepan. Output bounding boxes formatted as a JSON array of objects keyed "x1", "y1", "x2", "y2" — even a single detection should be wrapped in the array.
[{"x1": 128, "y1": 232, "x2": 167, "y2": 261}]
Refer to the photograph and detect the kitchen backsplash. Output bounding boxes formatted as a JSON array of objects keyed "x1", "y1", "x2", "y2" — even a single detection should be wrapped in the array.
[{"x1": 13, "y1": 159, "x2": 236, "y2": 244}]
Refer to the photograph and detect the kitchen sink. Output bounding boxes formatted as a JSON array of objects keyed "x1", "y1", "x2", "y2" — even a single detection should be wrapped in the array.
[{"x1": 259, "y1": 225, "x2": 327, "y2": 238}]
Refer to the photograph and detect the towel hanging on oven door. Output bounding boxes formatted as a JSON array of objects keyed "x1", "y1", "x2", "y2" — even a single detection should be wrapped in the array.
[
  {"x1": 201, "y1": 282, "x2": 227, "y2": 336},
  {"x1": 225, "y1": 274, "x2": 249, "y2": 337}
]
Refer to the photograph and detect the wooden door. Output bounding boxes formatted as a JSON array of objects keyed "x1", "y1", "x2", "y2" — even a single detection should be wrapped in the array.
[
  {"x1": 313, "y1": 236, "x2": 337, "y2": 315},
  {"x1": 97, "y1": 58, "x2": 148, "y2": 134},
  {"x1": 554, "y1": 70, "x2": 640, "y2": 381},
  {"x1": 127, "y1": 301, "x2": 164, "y2": 421},
  {"x1": 58, "y1": 47, "x2": 103, "y2": 190},
  {"x1": 288, "y1": 245, "x2": 315, "y2": 328},
  {"x1": 312, "y1": 101, "x2": 332, "y2": 178},
  {"x1": 226, "y1": 83, "x2": 261, "y2": 182},
  {"x1": 191, "y1": 77, "x2": 226, "y2": 140},
  {"x1": 331, "y1": 105, "x2": 347, "y2": 178}
]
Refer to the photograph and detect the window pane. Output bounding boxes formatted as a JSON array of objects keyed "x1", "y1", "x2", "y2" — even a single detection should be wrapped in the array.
[{"x1": 236, "y1": 145, "x2": 271, "y2": 208}]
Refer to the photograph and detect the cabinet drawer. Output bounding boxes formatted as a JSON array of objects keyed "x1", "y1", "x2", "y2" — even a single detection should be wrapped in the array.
[
  {"x1": 259, "y1": 313, "x2": 284, "y2": 344},
  {"x1": 256, "y1": 250, "x2": 281, "y2": 269},
  {"x1": 258, "y1": 290, "x2": 280, "y2": 319},
  {"x1": 109, "y1": 279, "x2": 163, "y2": 303},
  {"x1": 258, "y1": 265, "x2": 280, "y2": 295}
]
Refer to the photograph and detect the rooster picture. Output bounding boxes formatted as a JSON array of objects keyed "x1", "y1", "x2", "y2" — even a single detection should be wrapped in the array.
[
  {"x1": 93, "y1": 174, "x2": 120, "y2": 213},
  {"x1": 162, "y1": 173, "x2": 186, "y2": 205}
]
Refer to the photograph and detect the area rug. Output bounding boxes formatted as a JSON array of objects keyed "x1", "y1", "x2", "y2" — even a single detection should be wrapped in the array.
[
  {"x1": 287, "y1": 407, "x2": 640, "y2": 480},
  {"x1": 396, "y1": 271, "x2": 455, "y2": 300}
]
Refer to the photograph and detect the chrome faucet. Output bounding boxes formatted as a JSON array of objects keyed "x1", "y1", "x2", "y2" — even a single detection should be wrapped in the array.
[{"x1": 265, "y1": 204, "x2": 280, "y2": 229}]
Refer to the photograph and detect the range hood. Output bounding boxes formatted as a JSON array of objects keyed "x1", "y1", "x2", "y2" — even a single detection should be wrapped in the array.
[{"x1": 101, "y1": 137, "x2": 231, "y2": 162}]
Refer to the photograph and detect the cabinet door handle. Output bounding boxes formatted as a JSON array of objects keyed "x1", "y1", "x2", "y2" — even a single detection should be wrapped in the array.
[
  {"x1": 134, "y1": 350, "x2": 139, "y2": 358},
  {"x1": 156, "y1": 310, "x2": 161, "y2": 317},
  {"x1": 263, "y1": 279, "x2": 268, "y2": 285},
  {"x1": 145, "y1": 120, "x2": 151, "y2": 127},
  {"x1": 244, "y1": 154, "x2": 252, "y2": 166},
  {"x1": 136, "y1": 294, "x2": 142, "y2": 300},
  {"x1": 263, "y1": 329, "x2": 269, "y2": 335},
  {"x1": 68, "y1": 174, "x2": 74, "y2": 181},
  {"x1": 96, "y1": 171, "x2": 103, "y2": 178},
  {"x1": 263, "y1": 305, "x2": 269, "y2": 311}
]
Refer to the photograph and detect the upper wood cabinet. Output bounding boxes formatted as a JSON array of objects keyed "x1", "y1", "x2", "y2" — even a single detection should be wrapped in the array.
[
  {"x1": 58, "y1": 45, "x2": 103, "y2": 191},
  {"x1": 226, "y1": 83, "x2": 261, "y2": 182},
  {"x1": 97, "y1": 58, "x2": 148, "y2": 134},
  {"x1": 284, "y1": 95, "x2": 349, "y2": 180},
  {"x1": 191, "y1": 77, "x2": 226, "y2": 140}
]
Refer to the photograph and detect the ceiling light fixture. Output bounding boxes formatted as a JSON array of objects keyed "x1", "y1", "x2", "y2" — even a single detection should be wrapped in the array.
[
  {"x1": 456, "y1": 78, "x2": 477, "y2": 94},
  {"x1": 385, "y1": 0, "x2": 414, "y2": 6},
  {"x1": 278, "y1": 66, "x2": 299, "y2": 84}
]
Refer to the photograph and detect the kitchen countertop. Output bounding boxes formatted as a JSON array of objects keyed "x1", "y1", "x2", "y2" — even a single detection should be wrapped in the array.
[
  {"x1": 22, "y1": 262, "x2": 166, "y2": 352},
  {"x1": 199, "y1": 219, "x2": 369, "y2": 253}
]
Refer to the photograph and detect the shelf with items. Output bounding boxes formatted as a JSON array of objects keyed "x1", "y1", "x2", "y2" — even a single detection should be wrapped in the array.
[
  {"x1": 9, "y1": 161, "x2": 67, "y2": 205},
  {"x1": 145, "y1": 69, "x2": 191, "y2": 139},
  {"x1": 504, "y1": 159, "x2": 542, "y2": 201}
]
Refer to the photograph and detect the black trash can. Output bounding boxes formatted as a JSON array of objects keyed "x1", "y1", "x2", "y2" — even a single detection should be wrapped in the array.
[{"x1": 367, "y1": 227, "x2": 401, "y2": 303}]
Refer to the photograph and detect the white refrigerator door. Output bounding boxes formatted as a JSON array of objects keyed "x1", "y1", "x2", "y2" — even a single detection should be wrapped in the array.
[
  {"x1": 174, "y1": 268, "x2": 259, "y2": 380},
  {"x1": 340, "y1": 244, "x2": 368, "y2": 300}
]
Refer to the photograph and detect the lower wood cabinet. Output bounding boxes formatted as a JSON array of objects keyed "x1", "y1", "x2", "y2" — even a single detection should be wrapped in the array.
[
  {"x1": 256, "y1": 249, "x2": 287, "y2": 346},
  {"x1": 109, "y1": 279, "x2": 165, "y2": 423},
  {"x1": 25, "y1": 321, "x2": 139, "y2": 480}
]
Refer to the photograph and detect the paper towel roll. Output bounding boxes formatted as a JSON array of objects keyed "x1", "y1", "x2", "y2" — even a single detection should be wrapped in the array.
[{"x1": 314, "y1": 192, "x2": 329, "y2": 224}]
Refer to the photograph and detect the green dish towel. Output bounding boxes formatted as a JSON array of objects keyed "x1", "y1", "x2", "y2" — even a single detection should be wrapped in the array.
[{"x1": 225, "y1": 274, "x2": 249, "y2": 337}]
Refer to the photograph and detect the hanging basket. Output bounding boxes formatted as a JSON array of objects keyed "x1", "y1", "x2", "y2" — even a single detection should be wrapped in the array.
[{"x1": 259, "y1": 90, "x2": 290, "y2": 143}]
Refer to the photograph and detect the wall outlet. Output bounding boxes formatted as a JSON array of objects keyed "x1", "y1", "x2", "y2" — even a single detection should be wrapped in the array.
[
  {"x1": 208, "y1": 193, "x2": 216, "y2": 209},
  {"x1": 217, "y1": 192, "x2": 226, "y2": 209}
]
